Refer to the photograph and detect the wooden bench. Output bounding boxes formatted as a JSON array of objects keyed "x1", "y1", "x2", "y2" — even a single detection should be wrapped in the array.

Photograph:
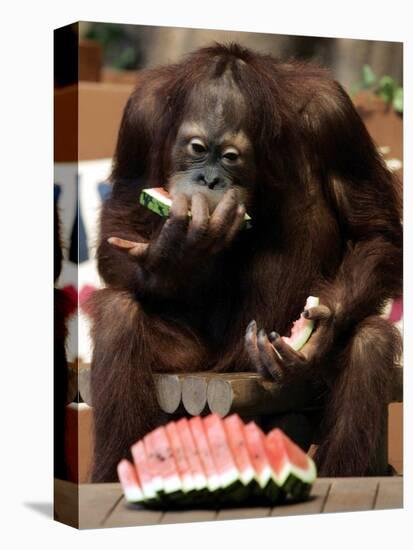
[
  {"x1": 66, "y1": 363, "x2": 402, "y2": 478},
  {"x1": 69, "y1": 363, "x2": 403, "y2": 415}
]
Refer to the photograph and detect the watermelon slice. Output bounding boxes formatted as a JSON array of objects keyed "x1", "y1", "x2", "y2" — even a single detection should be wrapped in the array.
[
  {"x1": 175, "y1": 418, "x2": 208, "y2": 491},
  {"x1": 130, "y1": 440, "x2": 157, "y2": 501},
  {"x1": 117, "y1": 459, "x2": 145, "y2": 504},
  {"x1": 203, "y1": 414, "x2": 251, "y2": 504},
  {"x1": 265, "y1": 428, "x2": 317, "y2": 500},
  {"x1": 165, "y1": 421, "x2": 196, "y2": 493},
  {"x1": 243, "y1": 421, "x2": 281, "y2": 503},
  {"x1": 223, "y1": 414, "x2": 255, "y2": 487},
  {"x1": 139, "y1": 187, "x2": 252, "y2": 229},
  {"x1": 203, "y1": 414, "x2": 239, "y2": 488},
  {"x1": 189, "y1": 416, "x2": 221, "y2": 492},
  {"x1": 143, "y1": 432, "x2": 164, "y2": 495},
  {"x1": 282, "y1": 296, "x2": 320, "y2": 351},
  {"x1": 147, "y1": 426, "x2": 182, "y2": 498}
]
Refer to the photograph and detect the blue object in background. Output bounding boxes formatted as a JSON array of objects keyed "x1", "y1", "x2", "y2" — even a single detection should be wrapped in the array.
[
  {"x1": 54, "y1": 183, "x2": 61, "y2": 203},
  {"x1": 69, "y1": 175, "x2": 89, "y2": 264},
  {"x1": 98, "y1": 181, "x2": 112, "y2": 202}
]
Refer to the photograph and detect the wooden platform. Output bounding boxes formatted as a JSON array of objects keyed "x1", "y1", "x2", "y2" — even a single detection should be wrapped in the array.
[{"x1": 54, "y1": 477, "x2": 403, "y2": 529}]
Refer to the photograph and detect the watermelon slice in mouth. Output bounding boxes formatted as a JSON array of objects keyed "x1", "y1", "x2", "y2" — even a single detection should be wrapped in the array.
[
  {"x1": 139, "y1": 187, "x2": 252, "y2": 229},
  {"x1": 119, "y1": 413, "x2": 317, "y2": 509}
]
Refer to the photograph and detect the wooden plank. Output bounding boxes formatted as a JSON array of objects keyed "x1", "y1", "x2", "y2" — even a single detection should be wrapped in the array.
[
  {"x1": 206, "y1": 373, "x2": 318, "y2": 417},
  {"x1": 391, "y1": 366, "x2": 403, "y2": 402},
  {"x1": 161, "y1": 510, "x2": 217, "y2": 525},
  {"x1": 78, "y1": 483, "x2": 123, "y2": 529},
  {"x1": 271, "y1": 478, "x2": 331, "y2": 517},
  {"x1": 217, "y1": 507, "x2": 270, "y2": 521},
  {"x1": 374, "y1": 477, "x2": 403, "y2": 510},
  {"x1": 181, "y1": 374, "x2": 211, "y2": 415},
  {"x1": 103, "y1": 498, "x2": 163, "y2": 528},
  {"x1": 54, "y1": 478, "x2": 79, "y2": 528},
  {"x1": 322, "y1": 477, "x2": 379, "y2": 513},
  {"x1": 66, "y1": 364, "x2": 78, "y2": 404},
  {"x1": 369, "y1": 407, "x2": 389, "y2": 476},
  {"x1": 78, "y1": 364, "x2": 92, "y2": 406},
  {"x1": 76, "y1": 478, "x2": 402, "y2": 528},
  {"x1": 155, "y1": 374, "x2": 183, "y2": 414}
]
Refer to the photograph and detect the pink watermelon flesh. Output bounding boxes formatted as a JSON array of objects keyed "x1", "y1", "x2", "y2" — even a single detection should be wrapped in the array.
[
  {"x1": 118, "y1": 415, "x2": 317, "y2": 507},
  {"x1": 203, "y1": 414, "x2": 239, "y2": 488},
  {"x1": 224, "y1": 414, "x2": 255, "y2": 486},
  {"x1": 175, "y1": 418, "x2": 208, "y2": 490},
  {"x1": 131, "y1": 440, "x2": 157, "y2": 500},
  {"x1": 265, "y1": 428, "x2": 316, "y2": 485},
  {"x1": 165, "y1": 421, "x2": 195, "y2": 493},
  {"x1": 282, "y1": 296, "x2": 319, "y2": 350},
  {"x1": 147, "y1": 426, "x2": 181, "y2": 494},
  {"x1": 243, "y1": 422, "x2": 274, "y2": 488},
  {"x1": 189, "y1": 416, "x2": 220, "y2": 491},
  {"x1": 117, "y1": 459, "x2": 144, "y2": 503}
]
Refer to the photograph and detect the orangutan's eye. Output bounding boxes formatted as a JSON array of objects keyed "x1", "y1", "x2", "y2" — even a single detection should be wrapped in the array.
[
  {"x1": 222, "y1": 147, "x2": 240, "y2": 163},
  {"x1": 189, "y1": 138, "x2": 207, "y2": 156}
]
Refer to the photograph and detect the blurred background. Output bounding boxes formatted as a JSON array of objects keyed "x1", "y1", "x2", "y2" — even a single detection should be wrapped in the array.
[
  {"x1": 77, "y1": 21, "x2": 403, "y2": 90},
  {"x1": 54, "y1": 21, "x2": 403, "y2": 483}
]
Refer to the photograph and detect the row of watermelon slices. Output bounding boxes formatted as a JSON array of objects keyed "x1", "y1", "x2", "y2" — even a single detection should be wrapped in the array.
[{"x1": 117, "y1": 414, "x2": 317, "y2": 508}]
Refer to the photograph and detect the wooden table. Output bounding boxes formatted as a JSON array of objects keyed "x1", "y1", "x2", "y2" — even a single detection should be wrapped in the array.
[{"x1": 54, "y1": 477, "x2": 403, "y2": 529}]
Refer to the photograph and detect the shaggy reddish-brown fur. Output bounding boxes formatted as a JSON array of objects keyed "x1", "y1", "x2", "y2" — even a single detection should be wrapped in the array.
[{"x1": 90, "y1": 44, "x2": 402, "y2": 482}]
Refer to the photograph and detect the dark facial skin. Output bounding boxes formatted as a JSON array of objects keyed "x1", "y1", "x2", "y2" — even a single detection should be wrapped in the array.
[
  {"x1": 109, "y1": 82, "x2": 257, "y2": 301},
  {"x1": 168, "y1": 79, "x2": 256, "y2": 212},
  {"x1": 168, "y1": 122, "x2": 255, "y2": 211}
]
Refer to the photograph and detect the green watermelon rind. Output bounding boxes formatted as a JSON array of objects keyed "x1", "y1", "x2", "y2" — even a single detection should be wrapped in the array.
[
  {"x1": 272, "y1": 460, "x2": 316, "y2": 501},
  {"x1": 139, "y1": 188, "x2": 252, "y2": 229},
  {"x1": 134, "y1": 466, "x2": 314, "y2": 509},
  {"x1": 284, "y1": 296, "x2": 320, "y2": 351},
  {"x1": 140, "y1": 188, "x2": 172, "y2": 218}
]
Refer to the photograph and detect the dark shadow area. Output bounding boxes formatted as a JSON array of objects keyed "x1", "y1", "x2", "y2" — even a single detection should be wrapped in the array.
[{"x1": 23, "y1": 502, "x2": 54, "y2": 519}]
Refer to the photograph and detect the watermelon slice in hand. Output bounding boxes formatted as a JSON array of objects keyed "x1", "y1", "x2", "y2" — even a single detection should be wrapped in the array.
[
  {"x1": 282, "y1": 296, "x2": 320, "y2": 351},
  {"x1": 139, "y1": 187, "x2": 252, "y2": 229}
]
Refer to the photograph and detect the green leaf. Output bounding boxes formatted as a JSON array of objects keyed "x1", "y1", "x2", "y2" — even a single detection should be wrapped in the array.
[
  {"x1": 350, "y1": 82, "x2": 363, "y2": 96},
  {"x1": 393, "y1": 87, "x2": 403, "y2": 113},
  {"x1": 377, "y1": 76, "x2": 396, "y2": 104},
  {"x1": 361, "y1": 64, "x2": 376, "y2": 88},
  {"x1": 113, "y1": 47, "x2": 136, "y2": 70}
]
